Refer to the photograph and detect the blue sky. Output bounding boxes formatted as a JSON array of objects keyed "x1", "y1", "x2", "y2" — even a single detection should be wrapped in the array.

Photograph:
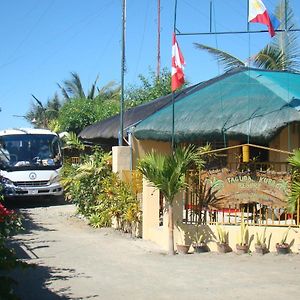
[{"x1": 0, "y1": 0, "x2": 299, "y2": 130}]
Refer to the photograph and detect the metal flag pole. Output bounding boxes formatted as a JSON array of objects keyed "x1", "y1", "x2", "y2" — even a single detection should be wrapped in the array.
[
  {"x1": 157, "y1": 0, "x2": 161, "y2": 78},
  {"x1": 171, "y1": 0, "x2": 178, "y2": 151},
  {"x1": 119, "y1": 0, "x2": 126, "y2": 146}
]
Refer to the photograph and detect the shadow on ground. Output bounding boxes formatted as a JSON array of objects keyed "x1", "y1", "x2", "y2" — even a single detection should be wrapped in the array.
[
  {"x1": 4, "y1": 195, "x2": 68, "y2": 209},
  {"x1": 9, "y1": 264, "x2": 98, "y2": 300},
  {"x1": 6, "y1": 210, "x2": 98, "y2": 300},
  {"x1": 19, "y1": 210, "x2": 58, "y2": 235}
]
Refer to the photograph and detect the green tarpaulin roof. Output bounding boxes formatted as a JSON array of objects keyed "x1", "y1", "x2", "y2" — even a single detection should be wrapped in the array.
[
  {"x1": 78, "y1": 84, "x2": 199, "y2": 143},
  {"x1": 134, "y1": 68, "x2": 300, "y2": 143}
]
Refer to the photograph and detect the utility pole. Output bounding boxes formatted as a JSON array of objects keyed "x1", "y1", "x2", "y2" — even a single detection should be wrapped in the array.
[
  {"x1": 119, "y1": 0, "x2": 126, "y2": 146},
  {"x1": 157, "y1": 0, "x2": 161, "y2": 78}
]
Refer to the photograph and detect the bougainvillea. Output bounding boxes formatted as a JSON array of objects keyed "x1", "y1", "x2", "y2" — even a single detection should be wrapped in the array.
[
  {"x1": 0, "y1": 203, "x2": 21, "y2": 238},
  {"x1": 0, "y1": 201, "x2": 25, "y2": 299}
]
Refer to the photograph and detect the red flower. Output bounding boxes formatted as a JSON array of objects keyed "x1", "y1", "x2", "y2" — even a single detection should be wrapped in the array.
[{"x1": 0, "y1": 203, "x2": 14, "y2": 217}]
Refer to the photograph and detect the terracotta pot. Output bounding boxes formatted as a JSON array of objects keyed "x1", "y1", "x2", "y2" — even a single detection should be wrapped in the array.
[
  {"x1": 236, "y1": 244, "x2": 249, "y2": 254},
  {"x1": 217, "y1": 243, "x2": 231, "y2": 253},
  {"x1": 193, "y1": 243, "x2": 209, "y2": 253},
  {"x1": 176, "y1": 244, "x2": 190, "y2": 254},
  {"x1": 276, "y1": 243, "x2": 290, "y2": 255},
  {"x1": 255, "y1": 244, "x2": 268, "y2": 255}
]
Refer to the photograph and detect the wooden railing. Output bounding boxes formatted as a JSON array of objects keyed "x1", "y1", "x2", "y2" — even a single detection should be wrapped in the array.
[
  {"x1": 183, "y1": 162, "x2": 299, "y2": 227},
  {"x1": 183, "y1": 204, "x2": 299, "y2": 227}
]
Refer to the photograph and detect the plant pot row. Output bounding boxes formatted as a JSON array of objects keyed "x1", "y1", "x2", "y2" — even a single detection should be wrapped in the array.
[{"x1": 176, "y1": 243, "x2": 290, "y2": 255}]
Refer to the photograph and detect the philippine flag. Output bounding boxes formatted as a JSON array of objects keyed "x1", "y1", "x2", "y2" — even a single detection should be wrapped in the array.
[{"x1": 248, "y1": 0, "x2": 280, "y2": 37}]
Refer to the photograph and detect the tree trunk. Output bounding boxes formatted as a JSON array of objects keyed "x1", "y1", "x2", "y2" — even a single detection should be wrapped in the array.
[{"x1": 168, "y1": 202, "x2": 175, "y2": 255}]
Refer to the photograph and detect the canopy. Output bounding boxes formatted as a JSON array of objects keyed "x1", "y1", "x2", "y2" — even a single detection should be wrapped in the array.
[{"x1": 134, "y1": 68, "x2": 300, "y2": 143}]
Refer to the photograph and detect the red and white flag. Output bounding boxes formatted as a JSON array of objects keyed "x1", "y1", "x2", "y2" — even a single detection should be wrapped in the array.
[{"x1": 171, "y1": 33, "x2": 185, "y2": 92}]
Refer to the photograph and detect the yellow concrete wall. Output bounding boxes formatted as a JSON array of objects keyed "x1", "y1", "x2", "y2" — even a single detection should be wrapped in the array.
[
  {"x1": 131, "y1": 137, "x2": 171, "y2": 169},
  {"x1": 142, "y1": 178, "x2": 168, "y2": 248},
  {"x1": 112, "y1": 145, "x2": 132, "y2": 176},
  {"x1": 142, "y1": 178, "x2": 191, "y2": 251},
  {"x1": 204, "y1": 224, "x2": 299, "y2": 253}
]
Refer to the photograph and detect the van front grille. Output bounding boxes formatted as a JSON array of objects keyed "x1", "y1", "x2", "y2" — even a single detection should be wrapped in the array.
[{"x1": 13, "y1": 181, "x2": 49, "y2": 187}]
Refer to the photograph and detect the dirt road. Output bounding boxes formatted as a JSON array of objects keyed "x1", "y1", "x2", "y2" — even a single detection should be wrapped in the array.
[{"x1": 8, "y1": 201, "x2": 300, "y2": 300}]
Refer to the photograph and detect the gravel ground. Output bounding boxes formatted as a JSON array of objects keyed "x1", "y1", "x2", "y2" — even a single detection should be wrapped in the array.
[{"x1": 7, "y1": 201, "x2": 300, "y2": 300}]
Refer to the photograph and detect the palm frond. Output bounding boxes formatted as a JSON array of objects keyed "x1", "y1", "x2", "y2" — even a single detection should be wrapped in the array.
[
  {"x1": 252, "y1": 45, "x2": 286, "y2": 70},
  {"x1": 57, "y1": 83, "x2": 70, "y2": 101},
  {"x1": 63, "y1": 132, "x2": 84, "y2": 150},
  {"x1": 31, "y1": 94, "x2": 44, "y2": 109},
  {"x1": 194, "y1": 43, "x2": 245, "y2": 72},
  {"x1": 87, "y1": 74, "x2": 99, "y2": 99},
  {"x1": 63, "y1": 72, "x2": 86, "y2": 99},
  {"x1": 288, "y1": 180, "x2": 300, "y2": 213},
  {"x1": 288, "y1": 149, "x2": 300, "y2": 168},
  {"x1": 138, "y1": 145, "x2": 197, "y2": 204}
]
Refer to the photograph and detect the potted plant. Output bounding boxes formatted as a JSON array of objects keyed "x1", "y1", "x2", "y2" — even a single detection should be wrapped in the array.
[
  {"x1": 192, "y1": 231, "x2": 209, "y2": 253},
  {"x1": 176, "y1": 228, "x2": 190, "y2": 254},
  {"x1": 255, "y1": 227, "x2": 268, "y2": 254},
  {"x1": 276, "y1": 227, "x2": 290, "y2": 254},
  {"x1": 216, "y1": 223, "x2": 231, "y2": 253},
  {"x1": 236, "y1": 221, "x2": 249, "y2": 254}
]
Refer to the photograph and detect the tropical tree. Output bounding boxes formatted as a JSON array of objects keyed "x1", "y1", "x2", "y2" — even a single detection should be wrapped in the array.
[
  {"x1": 194, "y1": 0, "x2": 300, "y2": 72},
  {"x1": 58, "y1": 72, "x2": 120, "y2": 101},
  {"x1": 125, "y1": 68, "x2": 187, "y2": 108},
  {"x1": 57, "y1": 98, "x2": 100, "y2": 134},
  {"x1": 26, "y1": 93, "x2": 62, "y2": 129},
  {"x1": 138, "y1": 145, "x2": 199, "y2": 255},
  {"x1": 58, "y1": 72, "x2": 97, "y2": 100},
  {"x1": 57, "y1": 68, "x2": 176, "y2": 134}
]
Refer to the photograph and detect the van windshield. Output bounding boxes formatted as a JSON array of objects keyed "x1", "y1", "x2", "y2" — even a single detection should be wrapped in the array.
[{"x1": 0, "y1": 134, "x2": 62, "y2": 170}]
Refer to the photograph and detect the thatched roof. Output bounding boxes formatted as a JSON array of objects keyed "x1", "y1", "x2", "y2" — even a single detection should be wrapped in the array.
[
  {"x1": 78, "y1": 84, "x2": 199, "y2": 144},
  {"x1": 134, "y1": 68, "x2": 300, "y2": 143}
]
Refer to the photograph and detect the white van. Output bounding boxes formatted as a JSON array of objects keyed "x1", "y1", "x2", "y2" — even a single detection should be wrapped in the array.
[{"x1": 0, "y1": 128, "x2": 63, "y2": 198}]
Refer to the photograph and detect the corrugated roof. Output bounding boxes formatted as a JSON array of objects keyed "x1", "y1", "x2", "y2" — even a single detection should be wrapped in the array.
[{"x1": 134, "y1": 68, "x2": 300, "y2": 143}]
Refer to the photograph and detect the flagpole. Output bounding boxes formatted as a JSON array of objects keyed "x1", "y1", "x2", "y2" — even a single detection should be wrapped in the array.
[
  {"x1": 171, "y1": 0, "x2": 178, "y2": 151},
  {"x1": 247, "y1": 0, "x2": 250, "y2": 32},
  {"x1": 119, "y1": 0, "x2": 126, "y2": 146},
  {"x1": 157, "y1": 0, "x2": 161, "y2": 78}
]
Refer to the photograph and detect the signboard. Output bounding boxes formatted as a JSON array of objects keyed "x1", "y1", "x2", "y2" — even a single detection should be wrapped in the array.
[{"x1": 201, "y1": 168, "x2": 290, "y2": 209}]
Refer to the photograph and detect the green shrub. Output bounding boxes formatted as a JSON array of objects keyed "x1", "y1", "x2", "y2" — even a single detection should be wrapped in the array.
[
  {"x1": 60, "y1": 148, "x2": 141, "y2": 234},
  {"x1": 0, "y1": 198, "x2": 27, "y2": 300}
]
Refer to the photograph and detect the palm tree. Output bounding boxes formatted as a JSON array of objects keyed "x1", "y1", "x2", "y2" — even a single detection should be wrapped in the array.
[
  {"x1": 253, "y1": 0, "x2": 300, "y2": 71},
  {"x1": 194, "y1": 0, "x2": 300, "y2": 72},
  {"x1": 287, "y1": 149, "x2": 300, "y2": 213},
  {"x1": 26, "y1": 94, "x2": 62, "y2": 129},
  {"x1": 138, "y1": 145, "x2": 199, "y2": 255},
  {"x1": 58, "y1": 72, "x2": 96, "y2": 100},
  {"x1": 58, "y1": 72, "x2": 120, "y2": 101}
]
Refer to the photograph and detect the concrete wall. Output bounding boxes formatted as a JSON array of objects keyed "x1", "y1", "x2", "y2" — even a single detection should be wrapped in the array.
[
  {"x1": 131, "y1": 137, "x2": 171, "y2": 169},
  {"x1": 142, "y1": 178, "x2": 189, "y2": 250},
  {"x1": 142, "y1": 177, "x2": 300, "y2": 253},
  {"x1": 112, "y1": 146, "x2": 131, "y2": 179}
]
